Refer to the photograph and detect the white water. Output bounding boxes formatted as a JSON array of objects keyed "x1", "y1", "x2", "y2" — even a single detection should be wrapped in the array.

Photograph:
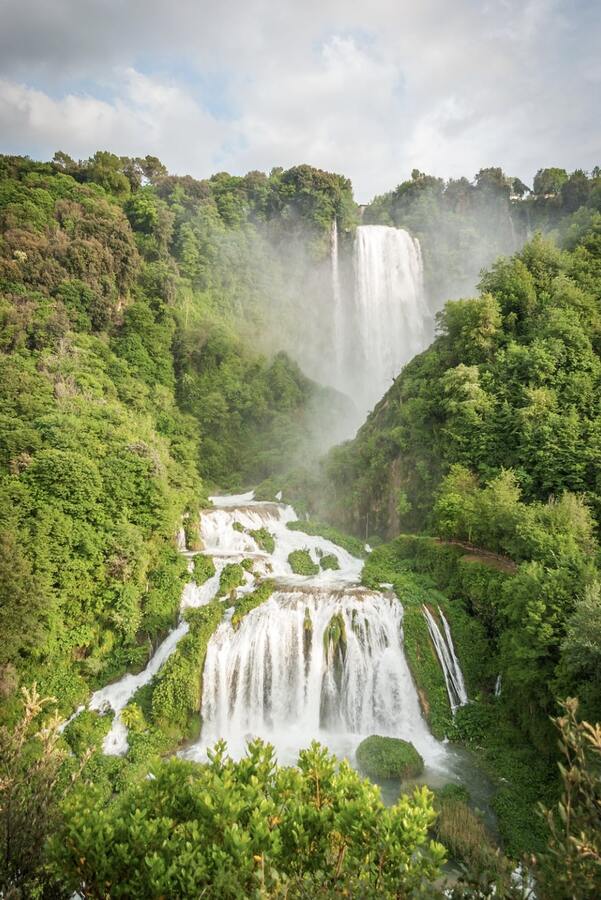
[
  {"x1": 184, "y1": 495, "x2": 447, "y2": 771},
  {"x1": 70, "y1": 492, "x2": 463, "y2": 774},
  {"x1": 422, "y1": 605, "x2": 468, "y2": 713},
  {"x1": 350, "y1": 225, "x2": 429, "y2": 412},
  {"x1": 330, "y1": 219, "x2": 344, "y2": 373}
]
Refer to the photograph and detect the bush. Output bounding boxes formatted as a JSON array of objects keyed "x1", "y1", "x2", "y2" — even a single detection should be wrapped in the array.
[
  {"x1": 231, "y1": 581, "x2": 274, "y2": 630},
  {"x1": 63, "y1": 709, "x2": 113, "y2": 756},
  {"x1": 288, "y1": 549, "x2": 319, "y2": 576},
  {"x1": 433, "y1": 791, "x2": 508, "y2": 887},
  {"x1": 192, "y1": 554, "x2": 215, "y2": 586},
  {"x1": 50, "y1": 741, "x2": 446, "y2": 898},
  {"x1": 356, "y1": 735, "x2": 424, "y2": 780},
  {"x1": 320, "y1": 553, "x2": 340, "y2": 571},
  {"x1": 218, "y1": 562, "x2": 245, "y2": 596},
  {"x1": 150, "y1": 602, "x2": 224, "y2": 740},
  {"x1": 249, "y1": 527, "x2": 275, "y2": 554}
]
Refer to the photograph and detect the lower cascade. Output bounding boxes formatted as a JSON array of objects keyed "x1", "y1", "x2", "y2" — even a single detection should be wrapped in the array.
[
  {"x1": 73, "y1": 492, "x2": 462, "y2": 774},
  {"x1": 184, "y1": 493, "x2": 447, "y2": 770},
  {"x1": 195, "y1": 587, "x2": 442, "y2": 765}
]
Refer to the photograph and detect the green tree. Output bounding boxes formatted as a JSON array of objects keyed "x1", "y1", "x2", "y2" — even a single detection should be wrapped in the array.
[{"x1": 50, "y1": 740, "x2": 445, "y2": 898}]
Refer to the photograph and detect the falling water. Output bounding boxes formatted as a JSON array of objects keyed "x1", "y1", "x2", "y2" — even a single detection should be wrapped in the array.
[
  {"x1": 350, "y1": 225, "x2": 430, "y2": 412},
  {"x1": 183, "y1": 495, "x2": 447, "y2": 769},
  {"x1": 196, "y1": 587, "x2": 442, "y2": 765},
  {"x1": 423, "y1": 605, "x2": 468, "y2": 713},
  {"x1": 330, "y1": 219, "x2": 344, "y2": 374}
]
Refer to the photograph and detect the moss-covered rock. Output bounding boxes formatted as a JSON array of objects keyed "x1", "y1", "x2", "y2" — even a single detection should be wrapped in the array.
[
  {"x1": 288, "y1": 549, "x2": 319, "y2": 576},
  {"x1": 192, "y1": 554, "x2": 216, "y2": 586},
  {"x1": 219, "y1": 562, "x2": 246, "y2": 595},
  {"x1": 355, "y1": 735, "x2": 424, "y2": 780},
  {"x1": 249, "y1": 527, "x2": 275, "y2": 554},
  {"x1": 320, "y1": 553, "x2": 340, "y2": 571},
  {"x1": 231, "y1": 581, "x2": 274, "y2": 630}
]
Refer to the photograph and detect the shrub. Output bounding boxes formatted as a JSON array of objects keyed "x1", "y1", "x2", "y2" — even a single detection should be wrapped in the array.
[
  {"x1": 150, "y1": 602, "x2": 224, "y2": 739},
  {"x1": 219, "y1": 562, "x2": 245, "y2": 596},
  {"x1": 288, "y1": 549, "x2": 319, "y2": 576},
  {"x1": 320, "y1": 553, "x2": 340, "y2": 571},
  {"x1": 192, "y1": 554, "x2": 215, "y2": 586},
  {"x1": 356, "y1": 735, "x2": 424, "y2": 780},
  {"x1": 231, "y1": 581, "x2": 274, "y2": 630},
  {"x1": 249, "y1": 527, "x2": 275, "y2": 554},
  {"x1": 49, "y1": 741, "x2": 446, "y2": 898},
  {"x1": 63, "y1": 709, "x2": 113, "y2": 756}
]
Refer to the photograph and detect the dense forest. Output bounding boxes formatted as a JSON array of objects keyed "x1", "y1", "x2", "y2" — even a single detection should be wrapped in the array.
[{"x1": 1, "y1": 151, "x2": 600, "y2": 898}]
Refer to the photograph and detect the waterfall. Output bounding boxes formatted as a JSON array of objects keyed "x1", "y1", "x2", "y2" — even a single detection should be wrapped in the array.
[
  {"x1": 422, "y1": 605, "x2": 468, "y2": 713},
  {"x1": 76, "y1": 490, "x2": 450, "y2": 773},
  {"x1": 330, "y1": 219, "x2": 344, "y2": 376},
  {"x1": 193, "y1": 587, "x2": 442, "y2": 765},
  {"x1": 351, "y1": 225, "x2": 429, "y2": 412},
  {"x1": 182, "y1": 495, "x2": 447, "y2": 769}
]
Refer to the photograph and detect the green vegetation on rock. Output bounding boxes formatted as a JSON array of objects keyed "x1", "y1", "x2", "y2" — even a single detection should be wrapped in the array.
[
  {"x1": 218, "y1": 562, "x2": 246, "y2": 596},
  {"x1": 231, "y1": 580, "x2": 274, "y2": 629},
  {"x1": 149, "y1": 601, "x2": 224, "y2": 741},
  {"x1": 356, "y1": 735, "x2": 424, "y2": 780},
  {"x1": 249, "y1": 526, "x2": 275, "y2": 554},
  {"x1": 192, "y1": 554, "x2": 215, "y2": 586},
  {"x1": 288, "y1": 548, "x2": 319, "y2": 575},
  {"x1": 320, "y1": 553, "x2": 340, "y2": 571}
]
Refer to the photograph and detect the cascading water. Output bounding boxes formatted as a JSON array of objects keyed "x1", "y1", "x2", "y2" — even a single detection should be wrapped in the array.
[
  {"x1": 330, "y1": 219, "x2": 344, "y2": 375},
  {"x1": 422, "y1": 605, "x2": 468, "y2": 713},
  {"x1": 197, "y1": 587, "x2": 442, "y2": 765},
  {"x1": 66, "y1": 490, "x2": 461, "y2": 777},
  {"x1": 183, "y1": 494, "x2": 447, "y2": 771},
  {"x1": 350, "y1": 225, "x2": 430, "y2": 412}
]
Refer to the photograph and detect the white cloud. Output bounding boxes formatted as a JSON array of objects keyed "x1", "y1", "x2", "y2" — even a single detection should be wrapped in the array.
[
  {"x1": 0, "y1": 0, "x2": 599, "y2": 200},
  {"x1": 0, "y1": 70, "x2": 228, "y2": 173}
]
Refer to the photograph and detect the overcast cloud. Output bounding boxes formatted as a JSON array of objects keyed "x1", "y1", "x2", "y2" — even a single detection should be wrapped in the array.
[{"x1": 0, "y1": 0, "x2": 598, "y2": 200}]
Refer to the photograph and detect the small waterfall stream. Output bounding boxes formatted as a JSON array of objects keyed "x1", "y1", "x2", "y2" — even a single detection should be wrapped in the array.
[
  {"x1": 330, "y1": 219, "x2": 344, "y2": 374},
  {"x1": 422, "y1": 605, "x2": 468, "y2": 713}
]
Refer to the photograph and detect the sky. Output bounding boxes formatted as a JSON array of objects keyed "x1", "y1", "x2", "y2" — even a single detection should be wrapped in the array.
[{"x1": 0, "y1": 0, "x2": 599, "y2": 202}]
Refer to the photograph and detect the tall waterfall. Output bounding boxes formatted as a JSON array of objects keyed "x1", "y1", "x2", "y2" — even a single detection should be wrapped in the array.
[
  {"x1": 423, "y1": 605, "x2": 468, "y2": 713},
  {"x1": 330, "y1": 219, "x2": 344, "y2": 373},
  {"x1": 351, "y1": 225, "x2": 429, "y2": 412}
]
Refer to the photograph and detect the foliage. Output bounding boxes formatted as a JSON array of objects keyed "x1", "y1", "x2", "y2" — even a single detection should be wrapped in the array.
[
  {"x1": 150, "y1": 601, "x2": 224, "y2": 740},
  {"x1": 433, "y1": 788, "x2": 507, "y2": 886},
  {"x1": 62, "y1": 709, "x2": 112, "y2": 757},
  {"x1": 536, "y1": 699, "x2": 601, "y2": 899},
  {"x1": 287, "y1": 519, "x2": 367, "y2": 558},
  {"x1": 288, "y1": 548, "x2": 319, "y2": 576},
  {"x1": 0, "y1": 155, "x2": 204, "y2": 715},
  {"x1": 49, "y1": 739, "x2": 445, "y2": 898},
  {"x1": 192, "y1": 553, "x2": 215, "y2": 586},
  {"x1": 320, "y1": 553, "x2": 340, "y2": 571},
  {"x1": 219, "y1": 562, "x2": 246, "y2": 596},
  {"x1": 231, "y1": 580, "x2": 274, "y2": 629},
  {"x1": 249, "y1": 526, "x2": 275, "y2": 554},
  {"x1": 0, "y1": 685, "x2": 68, "y2": 896},
  {"x1": 356, "y1": 735, "x2": 424, "y2": 780}
]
